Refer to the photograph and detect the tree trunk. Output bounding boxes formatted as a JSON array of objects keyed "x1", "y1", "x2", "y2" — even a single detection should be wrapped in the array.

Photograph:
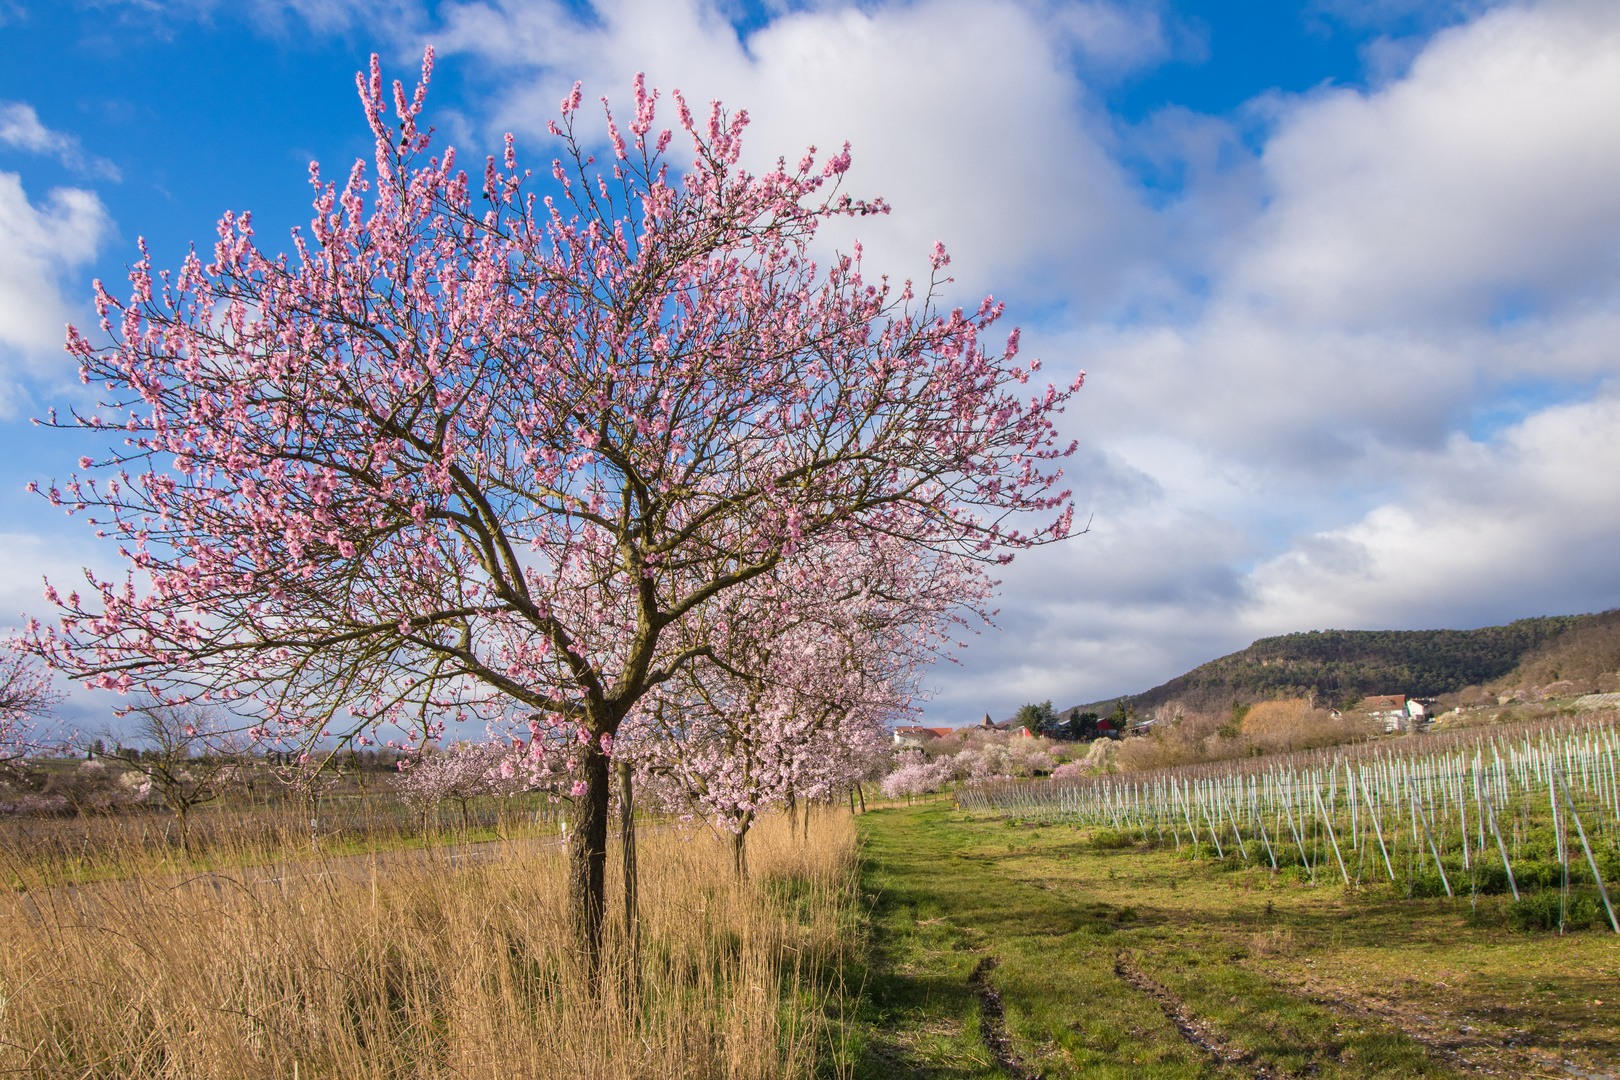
[
  {"x1": 856, "y1": 782, "x2": 866, "y2": 813},
  {"x1": 730, "y1": 826, "x2": 749, "y2": 881},
  {"x1": 569, "y1": 746, "x2": 611, "y2": 975},
  {"x1": 616, "y1": 759, "x2": 641, "y2": 1012}
]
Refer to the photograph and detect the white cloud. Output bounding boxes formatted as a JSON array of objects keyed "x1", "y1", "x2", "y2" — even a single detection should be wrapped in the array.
[
  {"x1": 1237, "y1": 2, "x2": 1620, "y2": 328},
  {"x1": 1084, "y1": 0, "x2": 1620, "y2": 472},
  {"x1": 433, "y1": 0, "x2": 1169, "y2": 309},
  {"x1": 1243, "y1": 389, "x2": 1620, "y2": 633},
  {"x1": 933, "y1": 0, "x2": 1620, "y2": 717},
  {"x1": 0, "y1": 531, "x2": 101, "y2": 633},
  {"x1": 0, "y1": 173, "x2": 112, "y2": 401},
  {"x1": 0, "y1": 102, "x2": 121, "y2": 180}
]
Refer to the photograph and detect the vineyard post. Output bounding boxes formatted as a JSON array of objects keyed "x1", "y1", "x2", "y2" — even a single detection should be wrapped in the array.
[
  {"x1": 1225, "y1": 796, "x2": 1249, "y2": 865},
  {"x1": 1409, "y1": 776, "x2": 1452, "y2": 898},
  {"x1": 1481, "y1": 787, "x2": 1519, "y2": 901},
  {"x1": 1201, "y1": 788, "x2": 1225, "y2": 858},
  {"x1": 1367, "y1": 790, "x2": 1396, "y2": 882},
  {"x1": 1314, "y1": 786, "x2": 1350, "y2": 886},
  {"x1": 1457, "y1": 769, "x2": 1471, "y2": 871},
  {"x1": 1180, "y1": 783, "x2": 1200, "y2": 858},
  {"x1": 1283, "y1": 795, "x2": 1312, "y2": 882},
  {"x1": 1557, "y1": 769, "x2": 1620, "y2": 934},
  {"x1": 1550, "y1": 770, "x2": 1569, "y2": 933}
]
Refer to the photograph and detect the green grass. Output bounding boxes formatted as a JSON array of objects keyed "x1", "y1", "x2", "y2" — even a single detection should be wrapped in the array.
[{"x1": 839, "y1": 802, "x2": 1619, "y2": 1078}]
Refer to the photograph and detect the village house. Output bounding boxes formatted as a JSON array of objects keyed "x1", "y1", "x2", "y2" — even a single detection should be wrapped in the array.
[
  {"x1": 891, "y1": 726, "x2": 954, "y2": 748},
  {"x1": 1363, "y1": 694, "x2": 1426, "y2": 733}
]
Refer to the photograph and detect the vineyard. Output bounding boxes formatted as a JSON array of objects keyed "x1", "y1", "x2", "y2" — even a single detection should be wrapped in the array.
[{"x1": 961, "y1": 716, "x2": 1620, "y2": 932}]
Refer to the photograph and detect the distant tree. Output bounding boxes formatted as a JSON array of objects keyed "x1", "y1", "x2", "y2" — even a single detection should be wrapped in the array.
[
  {"x1": 0, "y1": 652, "x2": 62, "y2": 780},
  {"x1": 390, "y1": 741, "x2": 518, "y2": 834},
  {"x1": 1014, "y1": 700, "x2": 1058, "y2": 733},
  {"x1": 108, "y1": 698, "x2": 247, "y2": 851}
]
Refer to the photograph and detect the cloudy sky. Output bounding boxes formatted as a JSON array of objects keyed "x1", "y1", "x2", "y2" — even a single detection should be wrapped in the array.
[{"x1": 2, "y1": 0, "x2": 1618, "y2": 730}]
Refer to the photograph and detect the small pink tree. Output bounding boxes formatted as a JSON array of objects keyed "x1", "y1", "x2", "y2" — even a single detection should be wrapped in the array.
[
  {"x1": 25, "y1": 53, "x2": 1080, "y2": 967},
  {"x1": 0, "y1": 652, "x2": 63, "y2": 781},
  {"x1": 879, "y1": 752, "x2": 952, "y2": 802},
  {"x1": 629, "y1": 528, "x2": 969, "y2": 876},
  {"x1": 389, "y1": 740, "x2": 516, "y2": 833}
]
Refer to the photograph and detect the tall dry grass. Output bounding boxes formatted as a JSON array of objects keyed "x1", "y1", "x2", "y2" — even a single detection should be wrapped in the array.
[
  {"x1": 0, "y1": 809, "x2": 858, "y2": 1078},
  {"x1": 0, "y1": 785, "x2": 575, "y2": 889}
]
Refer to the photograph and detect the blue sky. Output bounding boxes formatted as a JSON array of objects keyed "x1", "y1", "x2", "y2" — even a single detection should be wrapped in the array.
[{"x1": 3, "y1": 0, "x2": 1619, "y2": 732}]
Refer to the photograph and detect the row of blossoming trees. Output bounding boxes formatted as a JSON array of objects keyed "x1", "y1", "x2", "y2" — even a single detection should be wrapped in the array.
[{"x1": 18, "y1": 51, "x2": 1080, "y2": 972}]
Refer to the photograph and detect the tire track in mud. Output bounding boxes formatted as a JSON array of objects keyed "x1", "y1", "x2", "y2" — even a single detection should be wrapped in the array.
[
  {"x1": 1288, "y1": 977, "x2": 1618, "y2": 1079},
  {"x1": 1114, "y1": 953, "x2": 1280, "y2": 1078},
  {"x1": 969, "y1": 955, "x2": 1040, "y2": 1080}
]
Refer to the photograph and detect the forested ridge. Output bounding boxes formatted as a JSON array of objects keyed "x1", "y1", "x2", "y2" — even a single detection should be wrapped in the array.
[{"x1": 1074, "y1": 611, "x2": 1620, "y2": 714}]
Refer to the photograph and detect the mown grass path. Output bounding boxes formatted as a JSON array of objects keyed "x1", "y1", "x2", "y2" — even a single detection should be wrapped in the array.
[{"x1": 846, "y1": 802, "x2": 1619, "y2": 1079}]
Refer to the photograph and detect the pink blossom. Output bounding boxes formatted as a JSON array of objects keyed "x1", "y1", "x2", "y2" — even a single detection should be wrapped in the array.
[{"x1": 22, "y1": 53, "x2": 1081, "y2": 954}]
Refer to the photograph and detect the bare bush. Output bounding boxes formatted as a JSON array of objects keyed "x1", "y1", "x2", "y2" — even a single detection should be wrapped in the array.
[
  {"x1": 1115, "y1": 699, "x2": 1373, "y2": 772},
  {"x1": 1242, "y1": 699, "x2": 1373, "y2": 753}
]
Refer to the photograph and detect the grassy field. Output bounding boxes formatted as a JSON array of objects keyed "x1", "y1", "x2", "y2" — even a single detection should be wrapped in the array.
[
  {"x1": 8, "y1": 797, "x2": 1615, "y2": 1077},
  {"x1": 1, "y1": 811, "x2": 859, "y2": 1079},
  {"x1": 845, "y1": 801, "x2": 1619, "y2": 1079}
]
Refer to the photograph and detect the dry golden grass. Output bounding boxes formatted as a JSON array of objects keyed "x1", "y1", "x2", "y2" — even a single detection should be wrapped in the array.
[
  {"x1": 0, "y1": 788, "x2": 571, "y2": 890},
  {"x1": 0, "y1": 809, "x2": 858, "y2": 1079},
  {"x1": 1245, "y1": 926, "x2": 1298, "y2": 959}
]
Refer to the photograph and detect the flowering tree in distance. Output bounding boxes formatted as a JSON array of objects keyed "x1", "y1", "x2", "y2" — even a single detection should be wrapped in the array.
[
  {"x1": 390, "y1": 740, "x2": 521, "y2": 834},
  {"x1": 631, "y1": 526, "x2": 978, "y2": 877},
  {"x1": 25, "y1": 51, "x2": 1081, "y2": 968},
  {"x1": 0, "y1": 652, "x2": 63, "y2": 780}
]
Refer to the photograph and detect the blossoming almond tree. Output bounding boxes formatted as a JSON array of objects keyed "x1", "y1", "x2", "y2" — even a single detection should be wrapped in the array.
[
  {"x1": 630, "y1": 525, "x2": 978, "y2": 876},
  {"x1": 24, "y1": 51, "x2": 1080, "y2": 968},
  {"x1": 390, "y1": 739, "x2": 523, "y2": 834},
  {"x1": 0, "y1": 653, "x2": 63, "y2": 781}
]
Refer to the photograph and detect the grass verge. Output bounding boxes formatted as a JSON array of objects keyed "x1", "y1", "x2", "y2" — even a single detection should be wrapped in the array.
[{"x1": 842, "y1": 802, "x2": 1618, "y2": 1079}]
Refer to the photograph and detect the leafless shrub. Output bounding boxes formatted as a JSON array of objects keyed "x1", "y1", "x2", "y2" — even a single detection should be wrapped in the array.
[{"x1": 1115, "y1": 699, "x2": 1373, "y2": 772}]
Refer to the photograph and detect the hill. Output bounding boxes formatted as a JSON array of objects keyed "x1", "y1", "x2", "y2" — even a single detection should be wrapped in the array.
[{"x1": 1069, "y1": 611, "x2": 1620, "y2": 716}]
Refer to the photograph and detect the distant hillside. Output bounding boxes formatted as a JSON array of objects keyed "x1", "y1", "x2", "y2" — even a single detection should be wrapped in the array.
[
  {"x1": 1075, "y1": 612, "x2": 1618, "y2": 716},
  {"x1": 1488, "y1": 610, "x2": 1620, "y2": 691}
]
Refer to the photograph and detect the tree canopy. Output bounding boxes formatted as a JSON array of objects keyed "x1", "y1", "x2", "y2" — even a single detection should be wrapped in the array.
[{"x1": 23, "y1": 53, "x2": 1081, "y2": 965}]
